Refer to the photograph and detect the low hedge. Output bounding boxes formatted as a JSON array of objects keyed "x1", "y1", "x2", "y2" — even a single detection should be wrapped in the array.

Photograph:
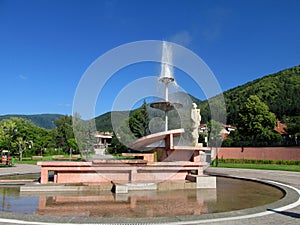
[{"x1": 218, "y1": 158, "x2": 300, "y2": 165}]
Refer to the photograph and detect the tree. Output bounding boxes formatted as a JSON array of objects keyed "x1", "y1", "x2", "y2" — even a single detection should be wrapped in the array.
[
  {"x1": 236, "y1": 95, "x2": 276, "y2": 146},
  {"x1": 114, "y1": 117, "x2": 136, "y2": 151},
  {"x1": 208, "y1": 120, "x2": 223, "y2": 167},
  {"x1": 67, "y1": 138, "x2": 78, "y2": 156},
  {"x1": 16, "y1": 137, "x2": 33, "y2": 161},
  {"x1": 54, "y1": 115, "x2": 74, "y2": 151},
  {"x1": 129, "y1": 100, "x2": 150, "y2": 138},
  {"x1": 110, "y1": 132, "x2": 128, "y2": 154},
  {"x1": 0, "y1": 119, "x2": 18, "y2": 151},
  {"x1": 222, "y1": 129, "x2": 241, "y2": 147},
  {"x1": 72, "y1": 114, "x2": 95, "y2": 158},
  {"x1": 208, "y1": 120, "x2": 223, "y2": 145},
  {"x1": 284, "y1": 116, "x2": 300, "y2": 145}
]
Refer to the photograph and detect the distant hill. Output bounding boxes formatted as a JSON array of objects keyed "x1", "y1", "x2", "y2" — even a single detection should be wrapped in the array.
[
  {"x1": 222, "y1": 65, "x2": 300, "y2": 124},
  {"x1": 95, "y1": 111, "x2": 130, "y2": 131},
  {"x1": 0, "y1": 114, "x2": 63, "y2": 129}
]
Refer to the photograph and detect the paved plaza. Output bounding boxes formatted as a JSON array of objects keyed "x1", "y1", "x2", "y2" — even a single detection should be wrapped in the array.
[
  {"x1": 0, "y1": 164, "x2": 299, "y2": 225},
  {"x1": 0, "y1": 163, "x2": 41, "y2": 176}
]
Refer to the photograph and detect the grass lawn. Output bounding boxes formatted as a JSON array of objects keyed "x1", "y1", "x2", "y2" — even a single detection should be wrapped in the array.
[
  {"x1": 14, "y1": 155, "x2": 70, "y2": 165},
  {"x1": 214, "y1": 162, "x2": 300, "y2": 172},
  {"x1": 14, "y1": 156, "x2": 53, "y2": 165}
]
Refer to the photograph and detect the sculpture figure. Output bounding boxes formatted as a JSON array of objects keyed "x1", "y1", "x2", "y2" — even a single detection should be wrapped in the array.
[{"x1": 191, "y1": 103, "x2": 201, "y2": 146}]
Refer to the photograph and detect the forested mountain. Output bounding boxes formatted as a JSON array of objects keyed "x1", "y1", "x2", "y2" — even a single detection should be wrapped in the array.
[
  {"x1": 0, "y1": 114, "x2": 63, "y2": 129},
  {"x1": 222, "y1": 65, "x2": 300, "y2": 125},
  {"x1": 95, "y1": 111, "x2": 129, "y2": 131},
  {"x1": 96, "y1": 65, "x2": 300, "y2": 130}
]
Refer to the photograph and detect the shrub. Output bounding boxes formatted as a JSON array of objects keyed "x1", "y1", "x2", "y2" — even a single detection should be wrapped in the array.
[{"x1": 219, "y1": 158, "x2": 300, "y2": 165}]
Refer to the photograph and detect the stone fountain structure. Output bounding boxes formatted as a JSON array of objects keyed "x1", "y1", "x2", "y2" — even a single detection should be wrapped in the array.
[{"x1": 37, "y1": 41, "x2": 216, "y2": 193}]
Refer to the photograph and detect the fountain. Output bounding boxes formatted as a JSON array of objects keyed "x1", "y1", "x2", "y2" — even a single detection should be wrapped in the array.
[
  {"x1": 1, "y1": 41, "x2": 293, "y2": 224},
  {"x1": 36, "y1": 41, "x2": 216, "y2": 192}
]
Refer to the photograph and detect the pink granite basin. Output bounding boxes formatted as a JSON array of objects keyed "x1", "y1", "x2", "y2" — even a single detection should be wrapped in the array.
[{"x1": 0, "y1": 177, "x2": 284, "y2": 218}]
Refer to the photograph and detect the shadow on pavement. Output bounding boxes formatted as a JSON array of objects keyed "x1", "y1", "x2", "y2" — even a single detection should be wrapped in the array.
[{"x1": 267, "y1": 209, "x2": 300, "y2": 218}]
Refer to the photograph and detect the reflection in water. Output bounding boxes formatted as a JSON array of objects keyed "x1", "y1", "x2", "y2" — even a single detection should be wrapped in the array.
[
  {"x1": 35, "y1": 189, "x2": 215, "y2": 217},
  {"x1": 0, "y1": 177, "x2": 284, "y2": 218},
  {"x1": 0, "y1": 186, "x2": 39, "y2": 215}
]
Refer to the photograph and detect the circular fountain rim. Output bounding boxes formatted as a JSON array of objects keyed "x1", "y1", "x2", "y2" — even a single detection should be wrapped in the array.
[{"x1": 0, "y1": 174, "x2": 299, "y2": 225}]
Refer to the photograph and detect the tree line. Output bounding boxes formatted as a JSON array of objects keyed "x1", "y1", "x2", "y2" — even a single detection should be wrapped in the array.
[
  {"x1": 0, "y1": 115, "x2": 79, "y2": 160},
  {"x1": 1, "y1": 93, "x2": 299, "y2": 161}
]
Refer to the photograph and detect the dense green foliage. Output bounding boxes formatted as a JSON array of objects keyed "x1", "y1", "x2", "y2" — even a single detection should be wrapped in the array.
[
  {"x1": 198, "y1": 66, "x2": 300, "y2": 124},
  {"x1": 236, "y1": 95, "x2": 279, "y2": 146},
  {"x1": 0, "y1": 116, "x2": 80, "y2": 159},
  {"x1": 53, "y1": 115, "x2": 77, "y2": 152},
  {"x1": 208, "y1": 120, "x2": 223, "y2": 147},
  {"x1": 0, "y1": 117, "x2": 54, "y2": 158},
  {"x1": 129, "y1": 100, "x2": 150, "y2": 138},
  {"x1": 222, "y1": 65, "x2": 300, "y2": 124},
  {"x1": 284, "y1": 116, "x2": 300, "y2": 137}
]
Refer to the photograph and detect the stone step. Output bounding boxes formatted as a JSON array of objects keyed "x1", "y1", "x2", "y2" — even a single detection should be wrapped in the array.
[
  {"x1": 186, "y1": 174, "x2": 217, "y2": 189},
  {"x1": 111, "y1": 182, "x2": 157, "y2": 194}
]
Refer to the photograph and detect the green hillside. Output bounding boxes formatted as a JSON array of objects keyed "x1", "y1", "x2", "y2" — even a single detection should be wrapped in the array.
[
  {"x1": 0, "y1": 114, "x2": 63, "y2": 129},
  {"x1": 95, "y1": 111, "x2": 130, "y2": 131},
  {"x1": 95, "y1": 65, "x2": 300, "y2": 130},
  {"x1": 223, "y1": 65, "x2": 300, "y2": 124}
]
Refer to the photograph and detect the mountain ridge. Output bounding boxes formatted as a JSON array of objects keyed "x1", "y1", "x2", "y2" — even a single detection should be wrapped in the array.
[{"x1": 0, "y1": 114, "x2": 63, "y2": 129}]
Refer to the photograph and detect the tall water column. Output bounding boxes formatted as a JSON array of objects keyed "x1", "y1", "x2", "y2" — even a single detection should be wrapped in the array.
[{"x1": 150, "y1": 41, "x2": 182, "y2": 131}]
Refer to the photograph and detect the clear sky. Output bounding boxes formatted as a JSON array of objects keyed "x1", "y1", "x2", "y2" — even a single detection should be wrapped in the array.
[{"x1": 0, "y1": 0, "x2": 299, "y2": 116}]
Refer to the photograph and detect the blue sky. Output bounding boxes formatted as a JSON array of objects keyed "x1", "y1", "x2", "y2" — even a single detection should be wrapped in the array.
[{"x1": 0, "y1": 0, "x2": 299, "y2": 116}]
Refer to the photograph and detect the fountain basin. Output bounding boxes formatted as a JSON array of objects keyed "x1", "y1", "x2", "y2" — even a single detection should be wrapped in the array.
[{"x1": 0, "y1": 176, "x2": 287, "y2": 220}]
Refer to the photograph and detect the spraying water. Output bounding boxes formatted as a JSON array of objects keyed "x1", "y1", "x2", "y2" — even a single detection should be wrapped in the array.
[
  {"x1": 159, "y1": 41, "x2": 174, "y2": 83},
  {"x1": 157, "y1": 41, "x2": 177, "y2": 131}
]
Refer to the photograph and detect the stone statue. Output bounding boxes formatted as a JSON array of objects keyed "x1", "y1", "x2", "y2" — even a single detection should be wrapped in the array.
[{"x1": 191, "y1": 103, "x2": 201, "y2": 146}]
